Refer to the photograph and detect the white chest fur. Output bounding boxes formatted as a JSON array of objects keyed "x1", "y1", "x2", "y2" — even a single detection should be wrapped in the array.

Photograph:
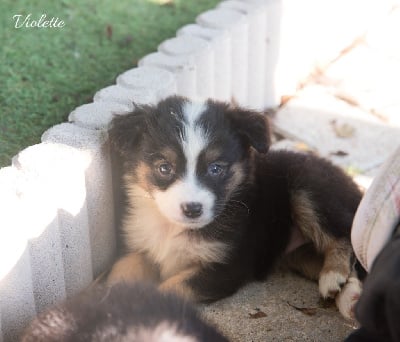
[{"x1": 123, "y1": 185, "x2": 229, "y2": 279}]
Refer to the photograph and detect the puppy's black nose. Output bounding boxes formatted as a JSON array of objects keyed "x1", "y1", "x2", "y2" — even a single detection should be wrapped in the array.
[{"x1": 181, "y1": 202, "x2": 203, "y2": 219}]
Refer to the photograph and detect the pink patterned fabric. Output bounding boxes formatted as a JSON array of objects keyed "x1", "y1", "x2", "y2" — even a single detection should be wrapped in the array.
[{"x1": 351, "y1": 145, "x2": 400, "y2": 272}]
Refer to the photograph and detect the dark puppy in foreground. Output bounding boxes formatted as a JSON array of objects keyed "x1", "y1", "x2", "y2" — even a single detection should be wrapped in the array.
[
  {"x1": 22, "y1": 282, "x2": 227, "y2": 342},
  {"x1": 108, "y1": 95, "x2": 363, "y2": 319}
]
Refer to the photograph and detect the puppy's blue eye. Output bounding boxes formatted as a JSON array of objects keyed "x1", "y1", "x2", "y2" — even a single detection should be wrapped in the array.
[
  {"x1": 208, "y1": 163, "x2": 225, "y2": 177},
  {"x1": 159, "y1": 163, "x2": 173, "y2": 176}
]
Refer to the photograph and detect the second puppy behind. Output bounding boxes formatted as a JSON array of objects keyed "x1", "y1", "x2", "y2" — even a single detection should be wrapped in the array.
[{"x1": 22, "y1": 282, "x2": 227, "y2": 342}]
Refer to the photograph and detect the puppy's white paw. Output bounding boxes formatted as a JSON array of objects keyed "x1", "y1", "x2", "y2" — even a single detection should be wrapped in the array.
[
  {"x1": 336, "y1": 277, "x2": 362, "y2": 320},
  {"x1": 319, "y1": 271, "x2": 347, "y2": 298}
]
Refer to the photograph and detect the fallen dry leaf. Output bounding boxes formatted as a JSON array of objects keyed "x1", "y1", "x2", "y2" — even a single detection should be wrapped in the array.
[
  {"x1": 330, "y1": 150, "x2": 349, "y2": 157},
  {"x1": 249, "y1": 310, "x2": 267, "y2": 319},
  {"x1": 280, "y1": 95, "x2": 293, "y2": 107},
  {"x1": 330, "y1": 120, "x2": 355, "y2": 138},
  {"x1": 334, "y1": 92, "x2": 359, "y2": 107},
  {"x1": 287, "y1": 302, "x2": 317, "y2": 316}
]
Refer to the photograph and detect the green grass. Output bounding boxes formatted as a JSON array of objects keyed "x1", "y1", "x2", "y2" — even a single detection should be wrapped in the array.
[{"x1": 0, "y1": 0, "x2": 219, "y2": 167}]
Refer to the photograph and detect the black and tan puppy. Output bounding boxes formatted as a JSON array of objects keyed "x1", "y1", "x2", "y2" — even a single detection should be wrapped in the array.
[
  {"x1": 21, "y1": 282, "x2": 228, "y2": 342},
  {"x1": 107, "y1": 95, "x2": 362, "y2": 318}
]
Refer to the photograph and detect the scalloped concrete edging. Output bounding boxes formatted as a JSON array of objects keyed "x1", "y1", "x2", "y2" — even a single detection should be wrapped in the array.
[{"x1": 0, "y1": 0, "x2": 393, "y2": 340}]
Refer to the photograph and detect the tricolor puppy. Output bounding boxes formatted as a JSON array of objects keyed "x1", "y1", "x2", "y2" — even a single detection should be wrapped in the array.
[
  {"x1": 107, "y1": 96, "x2": 362, "y2": 319},
  {"x1": 22, "y1": 282, "x2": 227, "y2": 342}
]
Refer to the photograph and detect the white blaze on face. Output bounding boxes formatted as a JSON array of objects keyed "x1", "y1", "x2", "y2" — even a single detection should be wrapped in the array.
[{"x1": 153, "y1": 100, "x2": 216, "y2": 228}]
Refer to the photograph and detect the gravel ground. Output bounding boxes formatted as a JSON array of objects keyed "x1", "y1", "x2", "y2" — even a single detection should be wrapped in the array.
[{"x1": 199, "y1": 270, "x2": 356, "y2": 342}]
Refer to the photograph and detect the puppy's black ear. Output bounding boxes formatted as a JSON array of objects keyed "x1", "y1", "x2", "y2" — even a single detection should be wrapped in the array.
[
  {"x1": 227, "y1": 107, "x2": 271, "y2": 154},
  {"x1": 108, "y1": 105, "x2": 151, "y2": 157}
]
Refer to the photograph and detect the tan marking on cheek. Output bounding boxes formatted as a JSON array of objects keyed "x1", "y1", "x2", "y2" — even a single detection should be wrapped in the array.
[
  {"x1": 133, "y1": 148, "x2": 178, "y2": 193},
  {"x1": 135, "y1": 162, "x2": 154, "y2": 193},
  {"x1": 226, "y1": 162, "x2": 245, "y2": 198}
]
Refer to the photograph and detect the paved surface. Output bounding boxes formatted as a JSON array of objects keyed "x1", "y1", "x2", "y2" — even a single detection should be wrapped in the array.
[
  {"x1": 200, "y1": 270, "x2": 356, "y2": 342},
  {"x1": 198, "y1": 5, "x2": 400, "y2": 342}
]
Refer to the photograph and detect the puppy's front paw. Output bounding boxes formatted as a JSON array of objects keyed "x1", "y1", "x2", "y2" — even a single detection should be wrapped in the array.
[
  {"x1": 159, "y1": 268, "x2": 198, "y2": 301},
  {"x1": 319, "y1": 270, "x2": 347, "y2": 298},
  {"x1": 106, "y1": 252, "x2": 158, "y2": 286},
  {"x1": 335, "y1": 277, "x2": 362, "y2": 320}
]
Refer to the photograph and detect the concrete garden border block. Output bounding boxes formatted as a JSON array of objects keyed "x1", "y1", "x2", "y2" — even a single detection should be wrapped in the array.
[
  {"x1": 241, "y1": 0, "x2": 283, "y2": 107},
  {"x1": 219, "y1": 0, "x2": 266, "y2": 110},
  {"x1": 69, "y1": 102, "x2": 132, "y2": 131},
  {"x1": 13, "y1": 150, "x2": 66, "y2": 312},
  {"x1": 0, "y1": 167, "x2": 36, "y2": 342},
  {"x1": 0, "y1": 167, "x2": 24, "y2": 284},
  {"x1": 116, "y1": 66, "x2": 177, "y2": 101},
  {"x1": 262, "y1": 0, "x2": 283, "y2": 107},
  {"x1": 177, "y1": 24, "x2": 231, "y2": 102},
  {"x1": 42, "y1": 124, "x2": 116, "y2": 280},
  {"x1": 159, "y1": 36, "x2": 214, "y2": 100},
  {"x1": 138, "y1": 52, "x2": 196, "y2": 98},
  {"x1": 93, "y1": 84, "x2": 157, "y2": 108},
  {"x1": 13, "y1": 142, "x2": 93, "y2": 299},
  {"x1": 24, "y1": 213, "x2": 65, "y2": 315},
  {"x1": 0, "y1": 248, "x2": 35, "y2": 342},
  {"x1": 197, "y1": 8, "x2": 249, "y2": 106}
]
